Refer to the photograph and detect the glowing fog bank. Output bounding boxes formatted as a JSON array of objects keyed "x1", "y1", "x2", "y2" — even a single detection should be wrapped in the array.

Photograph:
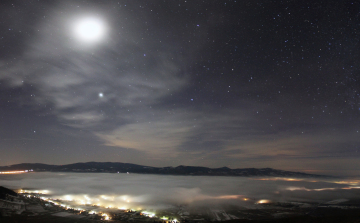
[{"x1": 1, "y1": 172, "x2": 360, "y2": 211}]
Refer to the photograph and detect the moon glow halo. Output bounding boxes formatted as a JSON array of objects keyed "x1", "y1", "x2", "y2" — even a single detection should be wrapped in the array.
[{"x1": 74, "y1": 18, "x2": 105, "y2": 42}]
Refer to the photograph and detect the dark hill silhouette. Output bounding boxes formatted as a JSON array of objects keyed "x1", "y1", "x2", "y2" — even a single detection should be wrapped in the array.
[
  {"x1": 0, "y1": 162, "x2": 327, "y2": 178},
  {"x1": 0, "y1": 186, "x2": 17, "y2": 199}
]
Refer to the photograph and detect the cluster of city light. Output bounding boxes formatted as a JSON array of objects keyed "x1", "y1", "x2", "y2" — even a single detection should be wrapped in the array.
[
  {"x1": 257, "y1": 178, "x2": 360, "y2": 187},
  {"x1": 254, "y1": 178, "x2": 360, "y2": 193},
  {"x1": 332, "y1": 180, "x2": 360, "y2": 186},
  {"x1": 46, "y1": 195, "x2": 169, "y2": 221},
  {"x1": 256, "y1": 199, "x2": 271, "y2": 204},
  {"x1": 52, "y1": 194, "x2": 133, "y2": 209},
  {"x1": 286, "y1": 186, "x2": 360, "y2": 192},
  {"x1": 16, "y1": 188, "x2": 296, "y2": 223},
  {"x1": 256, "y1": 177, "x2": 309, "y2": 182},
  {"x1": 0, "y1": 170, "x2": 26, "y2": 174},
  {"x1": 141, "y1": 211, "x2": 156, "y2": 218},
  {"x1": 101, "y1": 213, "x2": 110, "y2": 220},
  {"x1": 39, "y1": 196, "x2": 110, "y2": 219},
  {"x1": 160, "y1": 216, "x2": 179, "y2": 222},
  {"x1": 19, "y1": 191, "x2": 97, "y2": 217},
  {"x1": 21, "y1": 189, "x2": 272, "y2": 222},
  {"x1": 37, "y1": 196, "x2": 85, "y2": 212},
  {"x1": 19, "y1": 189, "x2": 49, "y2": 194},
  {"x1": 53, "y1": 195, "x2": 174, "y2": 221},
  {"x1": 19, "y1": 191, "x2": 164, "y2": 221}
]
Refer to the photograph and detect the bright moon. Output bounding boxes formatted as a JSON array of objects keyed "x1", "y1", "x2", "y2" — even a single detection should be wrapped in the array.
[{"x1": 74, "y1": 18, "x2": 105, "y2": 42}]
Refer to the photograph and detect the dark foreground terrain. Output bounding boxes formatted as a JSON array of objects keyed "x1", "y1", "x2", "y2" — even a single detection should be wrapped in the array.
[{"x1": 1, "y1": 209, "x2": 360, "y2": 223}]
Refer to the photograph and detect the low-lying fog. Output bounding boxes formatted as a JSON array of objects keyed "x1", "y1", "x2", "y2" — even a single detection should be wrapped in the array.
[{"x1": 1, "y1": 172, "x2": 360, "y2": 210}]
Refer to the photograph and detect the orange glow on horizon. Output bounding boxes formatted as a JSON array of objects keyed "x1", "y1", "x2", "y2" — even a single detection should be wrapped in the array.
[
  {"x1": 255, "y1": 177, "x2": 306, "y2": 182},
  {"x1": 0, "y1": 170, "x2": 26, "y2": 174},
  {"x1": 256, "y1": 199, "x2": 271, "y2": 204}
]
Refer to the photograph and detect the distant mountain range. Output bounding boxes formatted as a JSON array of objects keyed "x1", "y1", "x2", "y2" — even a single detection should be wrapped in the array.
[{"x1": 0, "y1": 162, "x2": 327, "y2": 178}]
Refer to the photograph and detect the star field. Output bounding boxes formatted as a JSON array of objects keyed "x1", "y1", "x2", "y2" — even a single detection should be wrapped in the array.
[{"x1": 0, "y1": 0, "x2": 359, "y2": 176}]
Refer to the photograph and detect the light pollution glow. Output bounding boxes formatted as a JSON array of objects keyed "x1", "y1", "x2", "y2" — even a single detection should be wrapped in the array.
[
  {"x1": 0, "y1": 171, "x2": 26, "y2": 174},
  {"x1": 18, "y1": 190, "x2": 270, "y2": 222},
  {"x1": 20, "y1": 192, "x2": 168, "y2": 221},
  {"x1": 286, "y1": 186, "x2": 360, "y2": 191},
  {"x1": 3, "y1": 172, "x2": 360, "y2": 214}
]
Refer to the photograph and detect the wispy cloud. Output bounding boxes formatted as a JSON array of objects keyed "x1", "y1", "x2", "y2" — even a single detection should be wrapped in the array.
[{"x1": 0, "y1": 4, "x2": 188, "y2": 155}]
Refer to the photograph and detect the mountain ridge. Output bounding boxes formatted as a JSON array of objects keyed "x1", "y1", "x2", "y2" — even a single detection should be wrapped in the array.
[{"x1": 0, "y1": 162, "x2": 328, "y2": 178}]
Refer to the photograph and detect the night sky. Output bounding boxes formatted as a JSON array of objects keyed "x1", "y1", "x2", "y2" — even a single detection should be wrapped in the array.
[{"x1": 0, "y1": 0, "x2": 359, "y2": 176}]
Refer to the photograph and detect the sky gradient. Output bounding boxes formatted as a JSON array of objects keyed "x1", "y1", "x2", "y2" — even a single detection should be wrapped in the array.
[{"x1": 0, "y1": 0, "x2": 359, "y2": 176}]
